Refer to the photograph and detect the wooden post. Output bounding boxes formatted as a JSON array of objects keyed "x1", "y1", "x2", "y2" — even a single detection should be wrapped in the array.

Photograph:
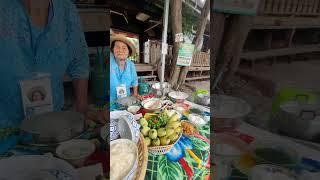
[
  {"x1": 176, "y1": 0, "x2": 210, "y2": 89},
  {"x1": 220, "y1": 15, "x2": 253, "y2": 88}
]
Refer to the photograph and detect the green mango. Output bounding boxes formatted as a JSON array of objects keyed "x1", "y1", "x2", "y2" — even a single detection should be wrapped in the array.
[
  {"x1": 141, "y1": 126, "x2": 150, "y2": 136},
  {"x1": 148, "y1": 129, "x2": 158, "y2": 139},
  {"x1": 139, "y1": 118, "x2": 148, "y2": 127},
  {"x1": 144, "y1": 137, "x2": 151, "y2": 147},
  {"x1": 152, "y1": 138, "x2": 160, "y2": 146}
]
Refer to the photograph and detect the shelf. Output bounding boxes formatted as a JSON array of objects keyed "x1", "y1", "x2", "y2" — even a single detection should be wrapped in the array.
[
  {"x1": 185, "y1": 76, "x2": 210, "y2": 81},
  {"x1": 241, "y1": 44, "x2": 320, "y2": 60},
  {"x1": 135, "y1": 64, "x2": 157, "y2": 72},
  {"x1": 188, "y1": 66, "x2": 210, "y2": 71}
]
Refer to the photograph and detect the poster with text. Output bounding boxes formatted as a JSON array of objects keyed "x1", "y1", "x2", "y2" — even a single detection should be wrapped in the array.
[{"x1": 176, "y1": 43, "x2": 195, "y2": 67}]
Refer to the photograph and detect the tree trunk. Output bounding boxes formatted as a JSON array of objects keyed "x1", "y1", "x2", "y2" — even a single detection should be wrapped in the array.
[
  {"x1": 213, "y1": 15, "x2": 252, "y2": 91},
  {"x1": 221, "y1": 15, "x2": 253, "y2": 87},
  {"x1": 168, "y1": 0, "x2": 183, "y2": 87},
  {"x1": 176, "y1": 0, "x2": 210, "y2": 90},
  {"x1": 211, "y1": 13, "x2": 226, "y2": 93}
]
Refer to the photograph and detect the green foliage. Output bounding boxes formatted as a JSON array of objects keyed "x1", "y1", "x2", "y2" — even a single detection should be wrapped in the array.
[
  {"x1": 182, "y1": 1, "x2": 199, "y2": 35},
  {"x1": 157, "y1": 155, "x2": 185, "y2": 180}
]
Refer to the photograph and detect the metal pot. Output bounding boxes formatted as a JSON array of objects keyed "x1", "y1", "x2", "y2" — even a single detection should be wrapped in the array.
[{"x1": 272, "y1": 99, "x2": 320, "y2": 140}]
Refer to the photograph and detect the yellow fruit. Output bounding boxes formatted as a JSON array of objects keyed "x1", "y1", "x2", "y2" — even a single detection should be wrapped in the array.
[
  {"x1": 169, "y1": 133, "x2": 179, "y2": 142},
  {"x1": 175, "y1": 127, "x2": 182, "y2": 134},
  {"x1": 160, "y1": 136, "x2": 170, "y2": 145},
  {"x1": 166, "y1": 128, "x2": 175, "y2": 136},
  {"x1": 167, "y1": 121, "x2": 181, "y2": 129},
  {"x1": 168, "y1": 114, "x2": 179, "y2": 123},
  {"x1": 157, "y1": 128, "x2": 167, "y2": 137}
]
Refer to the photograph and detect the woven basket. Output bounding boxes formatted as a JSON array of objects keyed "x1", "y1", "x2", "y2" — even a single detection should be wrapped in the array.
[
  {"x1": 148, "y1": 133, "x2": 182, "y2": 155},
  {"x1": 133, "y1": 134, "x2": 148, "y2": 180}
]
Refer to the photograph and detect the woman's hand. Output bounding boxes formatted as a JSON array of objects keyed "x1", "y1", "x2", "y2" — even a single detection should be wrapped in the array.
[
  {"x1": 85, "y1": 110, "x2": 108, "y2": 127},
  {"x1": 133, "y1": 94, "x2": 143, "y2": 101}
]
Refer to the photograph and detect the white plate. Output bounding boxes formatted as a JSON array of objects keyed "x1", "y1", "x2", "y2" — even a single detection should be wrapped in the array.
[
  {"x1": 168, "y1": 91, "x2": 189, "y2": 100},
  {"x1": 0, "y1": 155, "x2": 78, "y2": 180},
  {"x1": 56, "y1": 139, "x2": 95, "y2": 160},
  {"x1": 20, "y1": 111, "x2": 85, "y2": 143}
]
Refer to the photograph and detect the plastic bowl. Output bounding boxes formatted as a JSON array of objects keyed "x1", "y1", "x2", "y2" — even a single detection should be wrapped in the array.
[
  {"x1": 110, "y1": 139, "x2": 138, "y2": 180},
  {"x1": 127, "y1": 105, "x2": 141, "y2": 115},
  {"x1": 188, "y1": 113, "x2": 209, "y2": 127},
  {"x1": 56, "y1": 139, "x2": 95, "y2": 167},
  {"x1": 168, "y1": 91, "x2": 189, "y2": 103}
]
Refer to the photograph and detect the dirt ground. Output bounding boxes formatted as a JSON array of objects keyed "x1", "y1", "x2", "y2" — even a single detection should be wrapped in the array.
[{"x1": 180, "y1": 80, "x2": 210, "y2": 97}]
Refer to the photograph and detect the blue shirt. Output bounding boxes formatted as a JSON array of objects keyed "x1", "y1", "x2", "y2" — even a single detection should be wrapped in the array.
[
  {"x1": 0, "y1": 0, "x2": 89, "y2": 128},
  {"x1": 110, "y1": 53, "x2": 138, "y2": 102}
]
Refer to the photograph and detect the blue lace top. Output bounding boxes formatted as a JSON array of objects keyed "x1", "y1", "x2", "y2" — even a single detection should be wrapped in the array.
[{"x1": 0, "y1": 0, "x2": 89, "y2": 128}]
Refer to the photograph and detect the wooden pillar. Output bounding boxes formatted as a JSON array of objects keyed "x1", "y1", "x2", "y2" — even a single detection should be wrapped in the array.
[{"x1": 220, "y1": 15, "x2": 253, "y2": 88}]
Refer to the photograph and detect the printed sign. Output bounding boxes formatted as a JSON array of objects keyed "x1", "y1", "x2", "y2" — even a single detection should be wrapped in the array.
[
  {"x1": 144, "y1": 40, "x2": 150, "y2": 63},
  {"x1": 161, "y1": 43, "x2": 168, "y2": 55},
  {"x1": 19, "y1": 73, "x2": 53, "y2": 117},
  {"x1": 175, "y1": 33, "x2": 184, "y2": 42},
  {"x1": 213, "y1": 0, "x2": 261, "y2": 15},
  {"x1": 176, "y1": 43, "x2": 195, "y2": 66}
]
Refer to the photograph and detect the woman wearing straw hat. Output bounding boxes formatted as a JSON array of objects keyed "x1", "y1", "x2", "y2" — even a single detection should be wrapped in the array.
[{"x1": 110, "y1": 34, "x2": 141, "y2": 102}]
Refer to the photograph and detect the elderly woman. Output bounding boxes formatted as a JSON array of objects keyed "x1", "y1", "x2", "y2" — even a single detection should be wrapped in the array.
[
  {"x1": 110, "y1": 34, "x2": 140, "y2": 102},
  {"x1": 0, "y1": 0, "x2": 90, "y2": 128}
]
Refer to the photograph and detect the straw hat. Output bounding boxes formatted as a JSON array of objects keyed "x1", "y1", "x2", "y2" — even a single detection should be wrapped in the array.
[{"x1": 110, "y1": 34, "x2": 136, "y2": 56}]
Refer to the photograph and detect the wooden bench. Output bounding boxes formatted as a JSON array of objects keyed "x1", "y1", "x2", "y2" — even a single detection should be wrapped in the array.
[
  {"x1": 186, "y1": 52, "x2": 210, "y2": 81},
  {"x1": 135, "y1": 63, "x2": 158, "y2": 81}
]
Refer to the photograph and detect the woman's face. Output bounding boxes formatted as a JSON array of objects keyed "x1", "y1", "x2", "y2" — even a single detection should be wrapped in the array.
[
  {"x1": 113, "y1": 41, "x2": 130, "y2": 61},
  {"x1": 32, "y1": 91, "x2": 43, "y2": 101}
]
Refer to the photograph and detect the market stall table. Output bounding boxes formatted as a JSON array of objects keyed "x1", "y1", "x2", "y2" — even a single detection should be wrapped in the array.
[
  {"x1": 0, "y1": 110, "x2": 108, "y2": 180},
  {"x1": 111, "y1": 99, "x2": 211, "y2": 180},
  {"x1": 224, "y1": 122, "x2": 320, "y2": 179}
]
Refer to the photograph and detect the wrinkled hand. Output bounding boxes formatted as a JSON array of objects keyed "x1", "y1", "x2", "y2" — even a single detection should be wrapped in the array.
[
  {"x1": 133, "y1": 94, "x2": 143, "y2": 101},
  {"x1": 85, "y1": 110, "x2": 108, "y2": 126}
]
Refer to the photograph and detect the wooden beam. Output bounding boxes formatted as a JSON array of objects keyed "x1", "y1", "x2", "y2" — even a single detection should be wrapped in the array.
[
  {"x1": 252, "y1": 16, "x2": 320, "y2": 29},
  {"x1": 185, "y1": 76, "x2": 210, "y2": 81},
  {"x1": 241, "y1": 44, "x2": 320, "y2": 60}
]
